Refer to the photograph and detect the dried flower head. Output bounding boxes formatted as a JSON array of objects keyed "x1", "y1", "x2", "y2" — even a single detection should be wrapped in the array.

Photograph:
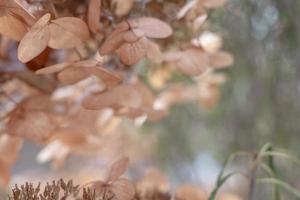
[
  {"x1": 9, "y1": 179, "x2": 80, "y2": 200},
  {"x1": 83, "y1": 157, "x2": 135, "y2": 200},
  {"x1": 18, "y1": 13, "x2": 90, "y2": 63}
]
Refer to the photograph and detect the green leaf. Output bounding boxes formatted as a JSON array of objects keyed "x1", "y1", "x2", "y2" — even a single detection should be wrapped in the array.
[
  {"x1": 208, "y1": 152, "x2": 251, "y2": 200},
  {"x1": 209, "y1": 172, "x2": 238, "y2": 200},
  {"x1": 260, "y1": 163, "x2": 275, "y2": 177},
  {"x1": 260, "y1": 151, "x2": 300, "y2": 167},
  {"x1": 264, "y1": 145, "x2": 281, "y2": 200}
]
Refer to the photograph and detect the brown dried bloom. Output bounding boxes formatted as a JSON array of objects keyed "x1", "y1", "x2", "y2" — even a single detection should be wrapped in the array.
[
  {"x1": 9, "y1": 179, "x2": 79, "y2": 200},
  {"x1": 83, "y1": 157, "x2": 135, "y2": 200},
  {"x1": 100, "y1": 18, "x2": 172, "y2": 65}
]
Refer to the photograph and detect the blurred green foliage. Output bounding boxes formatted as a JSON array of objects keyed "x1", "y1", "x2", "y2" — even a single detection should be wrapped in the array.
[{"x1": 146, "y1": 0, "x2": 300, "y2": 194}]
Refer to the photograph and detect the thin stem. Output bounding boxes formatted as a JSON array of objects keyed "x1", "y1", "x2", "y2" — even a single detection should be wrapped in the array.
[
  {"x1": 247, "y1": 143, "x2": 272, "y2": 200},
  {"x1": 247, "y1": 155, "x2": 259, "y2": 200}
]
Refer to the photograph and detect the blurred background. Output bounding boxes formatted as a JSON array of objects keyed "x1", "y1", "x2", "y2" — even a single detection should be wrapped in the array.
[
  {"x1": 7, "y1": 0, "x2": 300, "y2": 199},
  {"x1": 149, "y1": 0, "x2": 300, "y2": 198}
]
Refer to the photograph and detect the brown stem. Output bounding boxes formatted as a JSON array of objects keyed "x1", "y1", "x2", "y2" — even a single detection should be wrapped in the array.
[{"x1": 247, "y1": 154, "x2": 259, "y2": 200}]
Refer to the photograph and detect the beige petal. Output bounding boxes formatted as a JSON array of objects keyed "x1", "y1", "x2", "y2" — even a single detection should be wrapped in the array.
[
  {"x1": 146, "y1": 108, "x2": 168, "y2": 122},
  {"x1": 21, "y1": 94, "x2": 54, "y2": 112},
  {"x1": 108, "y1": 85, "x2": 142, "y2": 108},
  {"x1": 111, "y1": 178, "x2": 135, "y2": 200},
  {"x1": 17, "y1": 13, "x2": 51, "y2": 63},
  {"x1": 36, "y1": 62, "x2": 73, "y2": 74},
  {"x1": 129, "y1": 17, "x2": 173, "y2": 39},
  {"x1": 57, "y1": 63, "x2": 121, "y2": 86},
  {"x1": 209, "y1": 51, "x2": 234, "y2": 68},
  {"x1": 82, "y1": 91, "x2": 116, "y2": 110},
  {"x1": 7, "y1": 110, "x2": 56, "y2": 143},
  {"x1": 0, "y1": 14, "x2": 27, "y2": 41},
  {"x1": 81, "y1": 180, "x2": 106, "y2": 193},
  {"x1": 116, "y1": 37, "x2": 148, "y2": 65},
  {"x1": 99, "y1": 21, "x2": 130, "y2": 54},
  {"x1": 83, "y1": 85, "x2": 141, "y2": 110},
  {"x1": 0, "y1": 134, "x2": 23, "y2": 167},
  {"x1": 136, "y1": 168, "x2": 169, "y2": 192},
  {"x1": 73, "y1": 59, "x2": 99, "y2": 67},
  {"x1": 0, "y1": 160, "x2": 10, "y2": 185},
  {"x1": 58, "y1": 67, "x2": 91, "y2": 84},
  {"x1": 112, "y1": 0, "x2": 134, "y2": 17},
  {"x1": 203, "y1": 0, "x2": 228, "y2": 9},
  {"x1": 117, "y1": 81, "x2": 158, "y2": 120},
  {"x1": 109, "y1": 21, "x2": 130, "y2": 39},
  {"x1": 193, "y1": 14, "x2": 207, "y2": 31},
  {"x1": 49, "y1": 17, "x2": 90, "y2": 49},
  {"x1": 123, "y1": 30, "x2": 143, "y2": 43},
  {"x1": 133, "y1": 81, "x2": 155, "y2": 109},
  {"x1": 107, "y1": 157, "x2": 129, "y2": 182},
  {"x1": 50, "y1": 127, "x2": 89, "y2": 147},
  {"x1": 176, "y1": 48, "x2": 210, "y2": 76},
  {"x1": 89, "y1": 67, "x2": 122, "y2": 88},
  {"x1": 199, "y1": 87, "x2": 220, "y2": 109},
  {"x1": 146, "y1": 40, "x2": 163, "y2": 63},
  {"x1": 37, "y1": 140, "x2": 69, "y2": 164},
  {"x1": 88, "y1": 0, "x2": 101, "y2": 34},
  {"x1": 163, "y1": 51, "x2": 182, "y2": 62},
  {"x1": 176, "y1": 0, "x2": 198, "y2": 19},
  {"x1": 117, "y1": 108, "x2": 144, "y2": 119},
  {"x1": 8, "y1": 0, "x2": 36, "y2": 26},
  {"x1": 175, "y1": 185, "x2": 208, "y2": 200},
  {"x1": 99, "y1": 32, "x2": 126, "y2": 55},
  {"x1": 199, "y1": 31, "x2": 223, "y2": 53}
]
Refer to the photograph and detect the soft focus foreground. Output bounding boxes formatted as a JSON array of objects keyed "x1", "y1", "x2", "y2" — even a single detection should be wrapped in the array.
[{"x1": 0, "y1": 0, "x2": 300, "y2": 200}]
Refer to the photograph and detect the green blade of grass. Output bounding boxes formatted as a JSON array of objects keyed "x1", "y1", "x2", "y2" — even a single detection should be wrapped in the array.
[
  {"x1": 209, "y1": 152, "x2": 251, "y2": 200},
  {"x1": 264, "y1": 145, "x2": 281, "y2": 200},
  {"x1": 260, "y1": 151, "x2": 300, "y2": 167},
  {"x1": 260, "y1": 162, "x2": 275, "y2": 177},
  {"x1": 209, "y1": 172, "x2": 238, "y2": 200}
]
